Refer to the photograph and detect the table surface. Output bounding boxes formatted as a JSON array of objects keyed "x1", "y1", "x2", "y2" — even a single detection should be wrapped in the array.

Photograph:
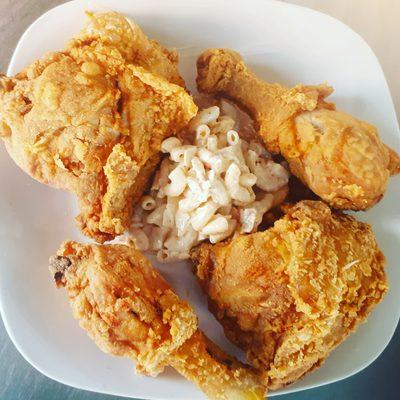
[{"x1": 0, "y1": 1, "x2": 399, "y2": 399}]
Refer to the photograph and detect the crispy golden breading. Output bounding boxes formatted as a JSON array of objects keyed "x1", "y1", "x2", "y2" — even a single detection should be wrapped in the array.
[
  {"x1": 0, "y1": 13, "x2": 197, "y2": 242},
  {"x1": 191, "y1": 201, "x2": 387, "y2": 389},
  {"x1": 197, "y1": 49, "x2": 400, "y2": 210},
  {"x1": 68, "y1": 12, "x2": 184, "y2": 86},
  {"x1": 50, "y1": 242, "x2": 266, "y2": 400}
]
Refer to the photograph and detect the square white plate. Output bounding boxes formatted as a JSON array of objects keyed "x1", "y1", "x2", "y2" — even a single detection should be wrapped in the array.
[{"x1": 1, "y1": 0, "x2": 399, "y2": 399}]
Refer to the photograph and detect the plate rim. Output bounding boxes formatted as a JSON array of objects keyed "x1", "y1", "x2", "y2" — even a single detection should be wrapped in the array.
[{"x1": 1, "y1": 0, "x2": 399, "y2": 398}]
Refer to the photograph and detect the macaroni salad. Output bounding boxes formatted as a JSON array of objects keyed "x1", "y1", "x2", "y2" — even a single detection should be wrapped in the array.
[{"x1": 129, "y1": 105, "x2": 289, "y2": 262}]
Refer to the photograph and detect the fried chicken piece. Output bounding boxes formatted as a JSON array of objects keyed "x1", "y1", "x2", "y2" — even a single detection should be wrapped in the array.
[
  {"x1": 191, "y1": 200, "x2": 387, "y2": 389},
  {"x1": 49, "y1": 242, "x2": 266, "y2": 400},
  {"x1": 68, "y1": 12, "x2": 184, "y2": 86},
  {"x1": 0, "y1": 14, "x2": 197, "y2": 242},
  {"x1": 197, "y1": 49, "x2": 400, "y2": 210}
]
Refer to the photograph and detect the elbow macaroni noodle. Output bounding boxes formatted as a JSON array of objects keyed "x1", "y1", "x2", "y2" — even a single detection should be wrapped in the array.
[{"x1": 128, "y1": 105, "x2": 289, "y2": 262}]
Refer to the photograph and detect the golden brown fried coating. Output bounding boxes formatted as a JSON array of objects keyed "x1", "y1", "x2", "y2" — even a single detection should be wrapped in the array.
[
  {"x1": 191, "y1": 201, "x2": 387, "y2": 389},
  {"x1": 0, "y1": 13, "x2": 197, "y2": 242},
  {"x1": 197, "y1": 49, "x2": 400, "y2": 210},
  {"x1": 50, "y1": 242, "x2": 266, "y2": 400},
  {"x1": 68, "y1": 12, "x2": 184, "y2": 86}
]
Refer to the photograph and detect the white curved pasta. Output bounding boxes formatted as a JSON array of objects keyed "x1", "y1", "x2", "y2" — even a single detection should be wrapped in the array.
[
  {"x1": 164, "y1": 232, "x2": 180, "y2": 252},
  {"x1": 239, "y1": 208, "x2": 257, "y2": 233},
  {"x1": 226, "y1": 130, "x2": 240, "y2": 146},
  {"x1": 156, "y1": 160, "x2": 176, "y2": 198},
  {"x1": 163, "y1": 197, "x2": 179, "y2": 228},
  {"x1": 207, "y1": 169, "x2": 216, "y2": 180},
  {"x1": 175, "y1": 210, "x2": 191, "y2": 237},
  {"x1": 245, "y1": 149, "x2": 259, "y2": 172},
  {"x1": 225, "y1": 163, "x2": 255, "y2": 203},
  {"x1": 186, "y1": 177, "x2": 209, "y2": 203},
  {"x1": 177, "y1": 227, "x2": 198, "y2": 252},
  {"x1": 207, "y1": 135, "x2": 218, "y2": 151},
  {"x1": 161, "y1": 137, "x2": 182, "y2": 153},
  {"x1": 201, "y1": 215, "x2": 229, "y2": 236},
  {"x1": 239, "y1": 173, "x2": 257, "y2": 187},
  {"x1": 240, "y1": 193, "x2": 274, "y2": 233},
  {"x1": 198, "y1": 147, "x2": 213, "y2": 164},
  {"x1": 169, "y1": 145, "x2": 197, "y2": 167},
  {"x1": 196, "y1": 124, "x2": 211, "y2": 145},
  {"x1": 210, "y1": 155, "x2": 229, "y2": 174},
  {"x1": 179, "y1": 196, "x2": 202, "y2": 213},
  {"x1": 253, "y1": 159, "x2": 289, "y2": 192},
  {"x1": 238, "y1": 187, "x2": 255, "y2": 203},
  {"x1": 148, "y1": 226, "x2": 169, "y2": 251},
  {"x1": 140, "y1": 195, "x2": 156, "y2": 211},
  {"x1": 191, "y1": 106, "x2": 220, "y2": 131},
  {"x1": 211, "y1": 116, "x2": 235, "y2": 136},
  {"x1": 164, "y1": 167, "x2": 187, "y2": 197},
  {"x1": 210, "y1": 175, "x2": 230, "y2": 206},
  {"x1": 201, "y1": 178, "x2": 211, "y2": 188},
  {"x1": 218, "y1": 144, "x2": 247, "y2": 169},
  {"x1": 190, "y1": 157, "x2": 206, "y2": 182},
  {"x1": 186, "y1": 176, "x2": 202, "y2": 194},
  {"x1": 170, "y1": 145, "x2": 196, "y2": 164},
  {"x1": 182, "y1": 146, "x2": 198, "y2": 167},
  {"x1": 132, "y1": 104, "x2": 290, "y2": 262},
  {"x1": 190, "y1": 201, "x2": 219, "y2": 231},
  {"x1": 209, "y1": 219, "x2": 237, "y2": 244},
  {"x1": 224, "y1": 162, "x2": 241, "y2": 193}
]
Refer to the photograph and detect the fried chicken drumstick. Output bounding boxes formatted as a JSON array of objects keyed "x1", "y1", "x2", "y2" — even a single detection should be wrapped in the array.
[
  {"x1": 197, "y1": 49, "x2": 400, "y2": 210},
  {"x1": 49, "y1": 242, "x2": 266, "y2": 400},
  {"x1": 191, "y1": 201, "x2": 387, "y2": 389},
  {"x1": 0, "y1": 12, "x2": 197, "y2": 243}
]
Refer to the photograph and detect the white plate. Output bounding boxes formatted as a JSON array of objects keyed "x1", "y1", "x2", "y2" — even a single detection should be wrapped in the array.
[{"x1": 1, "y1": 0, "x2": 399, "y2": 399}]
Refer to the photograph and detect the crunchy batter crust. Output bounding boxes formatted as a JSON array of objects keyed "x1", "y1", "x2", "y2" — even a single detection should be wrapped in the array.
[
  {"x1": 0, "y1": 13, "x2": 197, "y2": 242},
  {"x1": 192, "y1": 200, "x2": 388, "y2": 389},
  {"x1": 196, "y1": 48, "x2": 400, "y2": 210},
  {"x1": 50, "y1": 242, "x2": 266, "y2": 400}
]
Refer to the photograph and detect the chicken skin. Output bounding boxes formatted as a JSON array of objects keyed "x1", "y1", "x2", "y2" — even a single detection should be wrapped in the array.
[
  {"x1": 49, "y1": 242, "x2": 266, "y2": 400},
  {"x1": 68, "y1": 12, "x2": 185, "y2": 86},
  {"x1": 197, "y1": 49, "x2": 400, "y2": 210},
  {"x1": 191, "y1": 201, "x2": 387, "y2": 389},
  {"x1": 0, "y1": 13, "x2": 197, "y2": 242}
]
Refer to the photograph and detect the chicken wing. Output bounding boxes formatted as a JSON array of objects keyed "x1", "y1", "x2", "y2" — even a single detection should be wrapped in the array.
[
  {"x1": 191, "y1": 200, "x2": 387, "y2": 389},
  {"x1": 49, "y1": 242, "x2": 266, "y2": 400},
  {"x1": 197, "y1": 49, "x2": 400, "y2": 210},
  {"x1": 68, "y1": 12, "x2": 184, "y2": 86},
  {"x1": 0, "y1": 13, "x2": 197, "y2": 242}
]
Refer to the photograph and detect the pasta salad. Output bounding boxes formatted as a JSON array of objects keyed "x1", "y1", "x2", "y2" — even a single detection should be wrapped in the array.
[{"x1": 129, "y1": 105, "x2": 289, "y2": 262}]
